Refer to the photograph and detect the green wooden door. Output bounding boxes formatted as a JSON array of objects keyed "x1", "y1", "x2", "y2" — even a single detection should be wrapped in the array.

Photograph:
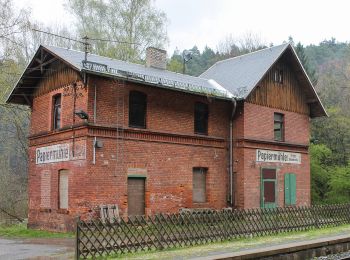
[
  {"x1": 261, "y1": 168, "x2": 277, "y2": 208},
  {"x1": 284, "y1": 173, "x2": 296, "y2": 206}
]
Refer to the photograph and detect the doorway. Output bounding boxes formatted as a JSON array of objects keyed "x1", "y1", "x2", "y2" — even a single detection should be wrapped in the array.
[
  {"x1": 260, "y1": 168, "x2": 277, "y2": 208},
  {"x1": 127, "y1": 178, "x2": 145, "y2": 217}
]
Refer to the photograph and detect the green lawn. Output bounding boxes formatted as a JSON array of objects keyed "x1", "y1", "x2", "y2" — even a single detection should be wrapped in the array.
[
  {"x1": 0, "y1": 223, "x2": 74, "y2": 238},
  {"x1": 105, "y1": 224, "x2": 350, "y2": 259}
]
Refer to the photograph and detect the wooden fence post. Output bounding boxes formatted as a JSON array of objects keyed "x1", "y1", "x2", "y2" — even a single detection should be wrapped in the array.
[{"x1": 75, "y1": 216, "x2": 81, "y2": 260}]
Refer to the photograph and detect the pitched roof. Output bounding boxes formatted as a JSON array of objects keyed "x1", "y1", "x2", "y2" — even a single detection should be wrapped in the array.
[
  {"x1": 56, "y1": 46, "x2": 233, "y2": 96},
  {"x1": 200, "y1": 43, "x2": 327, "y2": 117},
  {"x1": 6, "y1": 44, "x2": 326, "y2": 117},
  {"x1": 200, "y1": 43, "x2": 289, "y2": 98}
]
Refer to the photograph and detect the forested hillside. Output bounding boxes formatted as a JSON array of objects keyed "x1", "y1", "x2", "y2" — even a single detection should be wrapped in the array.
[{"x1": 0, "y1": 0, "x2": 349, "y2": 220}]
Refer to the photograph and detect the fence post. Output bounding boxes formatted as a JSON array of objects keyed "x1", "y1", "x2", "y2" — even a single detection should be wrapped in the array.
[{"x1": 75, "y1": 216, "x2": 81, "y2": 260}]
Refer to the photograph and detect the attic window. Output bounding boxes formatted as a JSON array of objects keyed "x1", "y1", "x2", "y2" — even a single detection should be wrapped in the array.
[{"x1": 274, "y1": 69, "x2": 283, "y2": 84}]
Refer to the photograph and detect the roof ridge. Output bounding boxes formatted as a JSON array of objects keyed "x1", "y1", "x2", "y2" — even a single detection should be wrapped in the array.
[
  {"x1": 200, "y1": 43, "x2": 290, "y2": 77},
  {"x1": 43, "y1": 44, "x2": 217, "y2": 83},
  {"x1": 216, "y1": 43, "x2": 289, "y2": 65}
]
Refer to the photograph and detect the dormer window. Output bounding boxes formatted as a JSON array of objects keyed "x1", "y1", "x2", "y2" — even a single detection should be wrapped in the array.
[
  {"x1": 274, "y1": 69, "x2": 283, "y2": 84},
  {"x1": 53, "y1": 94, "x2": 61, "y2": 130}
]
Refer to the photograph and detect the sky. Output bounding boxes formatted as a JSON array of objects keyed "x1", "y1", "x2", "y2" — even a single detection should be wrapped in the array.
[{"x1": 14, "y1": 0, "x2": 350, "y2": 55}]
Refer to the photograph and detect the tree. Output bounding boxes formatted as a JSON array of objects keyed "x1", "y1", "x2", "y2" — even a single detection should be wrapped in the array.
[
  {"x1": 167, "y1": 48, "x2": 182, "y2": 73},
  {"x1": 310, "y1": 144, "x2": 332, "y2": 204},
  {"x1": 217, "y1": 32, "x2": 266, "y2": 58},
  {"x1": 312, "y1": 108, "x2": 350, "y2": 166},
  {"x1": 294, "y1": 42, "x2": 317, "y2": 85},
  {"x1": 66, "y1": 0, "x2": 168, "y2": 61}
]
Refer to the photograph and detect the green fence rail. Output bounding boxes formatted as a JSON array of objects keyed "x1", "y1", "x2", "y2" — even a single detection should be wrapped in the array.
[{"x1": 76, "y1": 204, "x2": 350, "y2": 259}]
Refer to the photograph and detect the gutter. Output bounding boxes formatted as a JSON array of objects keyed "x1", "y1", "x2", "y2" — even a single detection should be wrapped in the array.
[
  {"x1": 229, "y1": 98, "x2": 237, "y2": 207},
  {"x1": 81, "y1": 69, "x2": 234, "y2": 101}
]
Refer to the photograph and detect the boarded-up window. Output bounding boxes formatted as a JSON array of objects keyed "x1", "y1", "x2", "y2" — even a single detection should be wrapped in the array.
[
  {"x1": 40, "y1": 170, "x2": 51, "y2": 208},
  {"x1": 194, "y1": 102, "x2": 208, "y2": 135},
  {"x1": 285, "y1": 173, "x2": 296, "y2": 206},
  {"x1": 59, "y1": 170, "x2": 69, "y2": 209},
  {"x1": 129, "y1": 91, "x2": 147, "y2": 128},
  {"x1": 193, "y1": 168, "x2": 207, "y2": 203}
]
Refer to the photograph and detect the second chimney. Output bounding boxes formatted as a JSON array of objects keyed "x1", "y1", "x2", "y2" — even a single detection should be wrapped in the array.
[{"x1": 146, "y1": 47, "x2": 167, "y2": 70}]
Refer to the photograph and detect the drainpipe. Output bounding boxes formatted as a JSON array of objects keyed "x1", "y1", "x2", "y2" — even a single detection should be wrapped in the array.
[
  {"x1": 229, "y1": 98, "x2": 237, "y2": 207},
  {"x1": 93, "y1": 84, "x2": 97, "y2": 165}
]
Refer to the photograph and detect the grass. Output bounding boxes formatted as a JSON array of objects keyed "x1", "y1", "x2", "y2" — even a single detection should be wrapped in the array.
[
  {"x1": 0, "y1": 223, "x2": 74, "y2": 238},
  {"x1": 102, "y1": 224, "x2": 350, "y2": 259}
]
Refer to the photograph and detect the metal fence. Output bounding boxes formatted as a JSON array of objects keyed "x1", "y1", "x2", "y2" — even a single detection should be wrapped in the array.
[{"x1": 76, "y1": 204, "x2": 350, "y2": 259}]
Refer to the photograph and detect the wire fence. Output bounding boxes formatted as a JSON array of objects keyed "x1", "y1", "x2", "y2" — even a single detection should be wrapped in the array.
[{"x1": 76, "y1": 204, "x2": 350, "y2": 259}]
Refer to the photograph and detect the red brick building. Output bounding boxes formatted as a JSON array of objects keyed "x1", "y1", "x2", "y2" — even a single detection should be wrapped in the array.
[{"x1": 7, "y1": 43, "x2": 326, "y2": 231}]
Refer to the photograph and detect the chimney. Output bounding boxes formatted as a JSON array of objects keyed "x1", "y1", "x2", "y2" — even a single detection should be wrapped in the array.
[{"x1": 146, "y1": 47, "x2": 167, "y2": 70}]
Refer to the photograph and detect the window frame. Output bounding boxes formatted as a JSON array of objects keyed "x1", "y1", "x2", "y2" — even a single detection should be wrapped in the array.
[
  {"x1": 52, "y1": 94, "x2": 62, "y2": 130},
  {"x1": 128, "y1": 91, "x2": 147, "y2": 129},
  {"x1": 194, "y1": 102, "x2": 209, "y2": 135},
  {"x1": 273, "y1": 69, "x2": 283, "y2": 84},
  {"x1": 274, "y1": 113, "x2": 284, "y2": 141},
  {"x1": 260, "y1": 167, "x2": 278, "y2": 208}
]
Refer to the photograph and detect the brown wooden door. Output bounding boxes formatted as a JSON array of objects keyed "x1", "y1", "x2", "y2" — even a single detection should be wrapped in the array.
[{"x1": 127, "y1": 178, "x2": 145, "y2": 217}]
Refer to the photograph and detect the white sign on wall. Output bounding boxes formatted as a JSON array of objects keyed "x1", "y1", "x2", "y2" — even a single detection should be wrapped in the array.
[
  {"x1": 256, "y1": 149, "x2": 301, "y2": 164},
  {"x1": 36, "y1": 144, "x2": 70, "y2": 164}
]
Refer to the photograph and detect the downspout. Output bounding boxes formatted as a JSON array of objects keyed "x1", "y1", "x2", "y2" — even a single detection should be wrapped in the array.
[
  {"x1": 72, "y1": 82, "x2": 77, "y2": 157},
  {"x1": 229, "y1": 98, "x2": 237, "y2": 207},
  {"x1": 93, "y1": 84, "x2": 97, "y2": 165}
]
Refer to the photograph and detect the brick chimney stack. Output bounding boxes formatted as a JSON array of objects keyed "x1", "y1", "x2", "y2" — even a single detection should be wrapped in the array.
[{"x1": 146, "y1": 47, "x2": 167, "y2": 70}]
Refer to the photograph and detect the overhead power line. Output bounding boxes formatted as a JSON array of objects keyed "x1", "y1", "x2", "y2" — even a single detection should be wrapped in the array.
[{"x1": 32, "y1": 28, "x2": 86, "y2": 45}]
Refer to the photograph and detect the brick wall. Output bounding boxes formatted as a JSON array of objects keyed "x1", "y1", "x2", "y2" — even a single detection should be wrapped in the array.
[
  {"x1": 233, "y1": 102, "x2": 310, "y2": 209},
  {"x1": 27, "y1": 74, "x2": 311, "y2": 232}
]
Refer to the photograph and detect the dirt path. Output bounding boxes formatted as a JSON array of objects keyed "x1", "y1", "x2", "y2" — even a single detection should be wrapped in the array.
[{"x1": 0, "y1": 237, "x2": 74, "y2": 260}]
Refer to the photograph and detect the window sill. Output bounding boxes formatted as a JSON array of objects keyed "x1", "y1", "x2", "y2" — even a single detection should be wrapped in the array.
[
  {"x1": 57, "y1": 209, "x2": 69, "y2": 214},
  {"x1": 39, "y1": 208, "x2": 51, "y2": 213},
  {"x1": 129, "y1": 125, "x2": 146, "y2": 129},
  {"x1": 194, "y1": 132, "x2": 208, "y2": 136},
  {"x1": 192, "y1": 202, "x2": 209, "y2": 205}
]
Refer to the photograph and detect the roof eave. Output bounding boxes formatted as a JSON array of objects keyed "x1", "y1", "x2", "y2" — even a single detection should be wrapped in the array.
[
  {"x1": 82, "y1": 69, "x2": 233, "y2": 101},
  {"x1": 288, "y1": 45, "x2": 328, "y2": 118},
  {"x1": 244, "y1": 44, "x2": 327, "y2": 118},
  {"x1": 6, "y1": 45, "x2": 82, "y2": 105}
]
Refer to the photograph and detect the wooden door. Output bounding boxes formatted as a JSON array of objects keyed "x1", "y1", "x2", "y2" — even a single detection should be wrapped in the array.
[
  {"x1": 127, "y1": 178, "x2": 145, "y2": 217},
  {"x1": 261, "y1": 168, "x2": 277, "y2": 208}
]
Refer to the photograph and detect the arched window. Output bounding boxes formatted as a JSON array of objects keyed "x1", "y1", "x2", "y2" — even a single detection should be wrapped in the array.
[
  {"x1": 129, "y1": 91, "x2": 147, "y2": 128},
  {"x1": 53, "y1": 94, "x2": 62, "y2": 130}
]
